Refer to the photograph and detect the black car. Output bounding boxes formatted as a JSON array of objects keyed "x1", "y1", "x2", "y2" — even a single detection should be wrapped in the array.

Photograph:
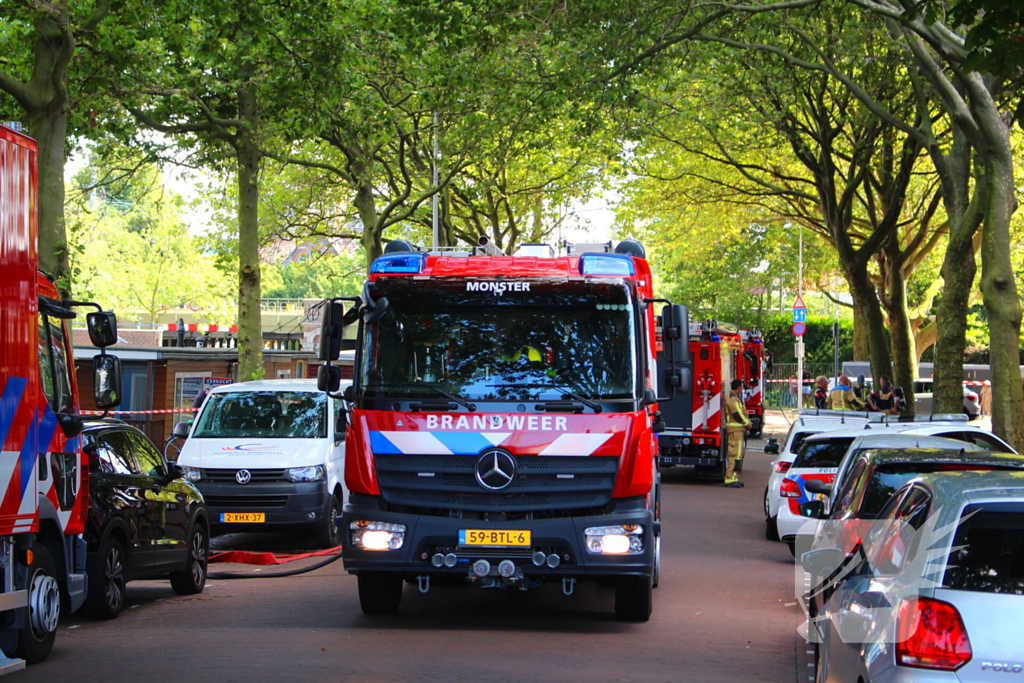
[{"x1": 80, "y1": 420, "x2": 209, "y2": 619}]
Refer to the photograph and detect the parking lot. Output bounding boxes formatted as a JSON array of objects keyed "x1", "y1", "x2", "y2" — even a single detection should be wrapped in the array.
[{"x1": 20, "y1": 419, "x2": 811, "y2": 683}]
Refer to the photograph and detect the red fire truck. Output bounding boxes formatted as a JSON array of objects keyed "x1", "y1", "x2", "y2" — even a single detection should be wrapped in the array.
[
  {"x1": 738, "y1": 328, "x2": 766, "y2": 439},
  {"x1": 0, "y1": 124, "x2": 122, "y2": 668},
  {"x1": 317, "y1": 239, "x2": 691, "y2": 621},
  {"x1": 656, "y1": 319, "x2": 744, "y2": 480}
]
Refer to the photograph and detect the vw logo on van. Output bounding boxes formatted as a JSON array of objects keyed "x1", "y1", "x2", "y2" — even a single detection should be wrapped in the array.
[
  {"x1": 235, "y1": 469, "x2": 252, "y2": 485},
  {"x1": 474, "y1": 449, "x2": 517, "y2": 491}
]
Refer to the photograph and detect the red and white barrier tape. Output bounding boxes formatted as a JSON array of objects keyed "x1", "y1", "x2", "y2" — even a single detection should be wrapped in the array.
[
  {"x1": 764, "y1": 378, "x2": 993, "y2": 386},
  {"x1": 81, "y1": 408, "x2": 197, "y2": 415}
]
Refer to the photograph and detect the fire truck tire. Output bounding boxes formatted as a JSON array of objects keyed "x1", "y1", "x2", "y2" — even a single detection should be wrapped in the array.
[
  {"x1": 6, "y1": 544, "x2": 60, "y2": 664},
  {"x1": 357, "y1": 572, "x2": 403, "y2": 615},
  {"x1": 84, "y1": 535, "x2": 127, "y2": 619},
  {"x1": 170, "y1": 521, "x2": 208, "y2": 595},
  {"x1": 314, "y1": 494, "x2": 343, "y2": 549},
  {"x1": 614, "y1": 575, "x2": 653, "y2": 622}
]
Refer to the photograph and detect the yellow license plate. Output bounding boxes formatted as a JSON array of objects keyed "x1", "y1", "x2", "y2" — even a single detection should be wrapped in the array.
[
  {"x1": 220, "y1": 513, "x2": 265, "y2": 523},
  {"x1": 459, "y1": 529, "x2": 531, "y2": 547}
]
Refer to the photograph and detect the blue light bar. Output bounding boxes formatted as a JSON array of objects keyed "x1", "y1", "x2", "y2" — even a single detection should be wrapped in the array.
[
  {"x1": 370, "y1": 252, "x2": 426, "y2": 274},
  {"x1": 579, "y1": 253, "x2": 635, "y2": 276}
]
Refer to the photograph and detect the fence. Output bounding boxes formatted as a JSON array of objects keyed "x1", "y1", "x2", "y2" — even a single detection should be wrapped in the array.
[{"x1": 764, "y1": 362, "x2": 838, "y2": 408}]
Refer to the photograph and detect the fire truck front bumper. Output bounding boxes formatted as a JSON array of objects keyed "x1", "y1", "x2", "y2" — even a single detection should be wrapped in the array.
[{"x1": 341, "y1": 494, "x2": 656, "y2": 580}]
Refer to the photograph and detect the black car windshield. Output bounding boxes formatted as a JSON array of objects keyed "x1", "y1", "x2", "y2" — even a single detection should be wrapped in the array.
[
  {"x1": 359, "y1": 278, "x2": 639, "y2": 402},
  {"x1": 192, "y1": 392, "x2": 327, "y2": 438}
]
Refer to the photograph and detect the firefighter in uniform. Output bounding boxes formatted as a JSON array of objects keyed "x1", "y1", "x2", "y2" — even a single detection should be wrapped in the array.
[{"x1": 724, "y1": 379, "x2": 751, "y2": 488}]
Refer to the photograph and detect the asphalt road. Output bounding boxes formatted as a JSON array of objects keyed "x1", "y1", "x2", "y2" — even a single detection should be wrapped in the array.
[{"x1": 23, "y1": 418, "x2": 808, "y2": 683}]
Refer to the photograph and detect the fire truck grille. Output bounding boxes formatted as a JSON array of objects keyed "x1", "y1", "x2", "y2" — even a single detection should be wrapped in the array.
[{"x1": 375, "y1": 455, "x2": 618, "y2": 513}]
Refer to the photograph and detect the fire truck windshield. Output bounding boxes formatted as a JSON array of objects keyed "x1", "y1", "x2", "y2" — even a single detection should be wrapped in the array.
[{"x1": 359, "y1": 279, "x2": 639, "y2": 403}]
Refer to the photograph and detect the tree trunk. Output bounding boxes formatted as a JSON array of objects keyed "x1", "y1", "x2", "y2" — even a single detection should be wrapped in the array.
[
  {"x1": 979, "y1": 139, "x2": 1024, "y2": 450},
  {"x1": 931, "y1": 220, "x2": 977, "y2": 414},
  {"x1": 354, "y1": 179, "x2": 383, "y2": 269},
  {"x1": 845, "y1": 264, "x2": 893, "y2": 383},
  {"x1": 852, "y1": 303, "x2": 870, "y2": 362},
  {"x1": 236, "y1": 85, "x2": 263, "y2": 382},
  {"x1": 28, "y1": 108, "x2": 70, "y2": 294},
  {"x1": 883, "y1": 249, "x2": 917, "y2": 408}
]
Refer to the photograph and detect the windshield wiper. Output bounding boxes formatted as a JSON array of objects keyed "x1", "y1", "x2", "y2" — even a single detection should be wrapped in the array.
[
  {"x1": 517, "y1": 384, "x2": 603, "y2": 414},
  {"x1": 421, "y1": 385, "x2": 477, "y2": 412},
  {"x1": 370, "y1": 385, "x2": 477, "y2": 411}
]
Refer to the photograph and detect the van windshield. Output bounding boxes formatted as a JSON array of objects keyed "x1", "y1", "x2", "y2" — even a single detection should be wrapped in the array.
[{"x1": 192, "y1": 392, "x2": 327, "y2": 439}]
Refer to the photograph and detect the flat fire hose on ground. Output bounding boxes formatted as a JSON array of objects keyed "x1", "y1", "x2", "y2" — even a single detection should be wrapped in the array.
[{"x1": 206, "y1": 546, "x2": 343, "y2": 579}]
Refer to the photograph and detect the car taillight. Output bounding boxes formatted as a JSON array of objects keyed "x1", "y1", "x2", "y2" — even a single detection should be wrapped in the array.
[
  {"x1": 967, "y1": 395, "x2": 978, "y2": 402},
  {"x1": 896, "y1": 596, "x2": 972, "y2": 670},
  {"x1": 780, "y1": 478, "x2": 800, "y2": 498},
  {"x1": 773, "y1": 461, "x2": 792, "y2": 473}
]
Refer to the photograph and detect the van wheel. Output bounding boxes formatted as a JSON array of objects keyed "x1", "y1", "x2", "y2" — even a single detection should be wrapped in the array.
[
  {"x1": 84, "y1": 535, "x2": 127, "y2": 620},
  {"x1": 614, "y1": 574, "x2": 653, "y2": 622},
  {"x1": 315, "y1": 494, "x2": 343, "y2": 549},
  {"x1": 5, "y1": 545, "x2": 60, "y2": 663},
  {"x1": 357, "y1": 572, "x2": 403, "y2": 615}
]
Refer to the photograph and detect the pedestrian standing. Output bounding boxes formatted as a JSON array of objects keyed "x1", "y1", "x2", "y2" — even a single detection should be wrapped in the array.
[
  {"x1": 724, "y1": 379, "x2": 751, "y2": 488},
  {"x1": 788, "y1": 374, "x2": 798, "y2": 408},
  {"x1": 802, "y1": 369, "x2": 813, "y2": 407},
  {"x1": 814, "y1": 376, "x2": 829, "y2": 409},
  {"x1": 192, "y1": 388, "x2": 209, "y2": 411}
]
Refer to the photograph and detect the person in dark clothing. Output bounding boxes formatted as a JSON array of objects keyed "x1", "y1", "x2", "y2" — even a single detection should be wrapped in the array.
[
  {"x1": 813, "y1": 376, "x2": 829, "y2": 409},
  {"x1": 868, "y1": 375, "x2": 899, "y2": 414},
  {"x1": 192, "y1": 388, "x2": 209, "y2": 411}
]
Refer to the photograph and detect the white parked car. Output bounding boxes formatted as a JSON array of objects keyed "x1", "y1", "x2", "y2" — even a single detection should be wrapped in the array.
[
  {"x1": 911, "y1": 378, "x2": 981, "y2": 418},
  {"x1": 174, "y1": 379, "x2": 350, "y2": 548},
  {"x1": 763, "y1": 410, "x2": 871, "y2": 542}
]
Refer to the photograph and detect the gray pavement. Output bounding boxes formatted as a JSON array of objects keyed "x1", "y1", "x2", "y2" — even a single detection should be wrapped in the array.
[{"x1": 23, "y1": 416, "x2": 806, "y2": 683}]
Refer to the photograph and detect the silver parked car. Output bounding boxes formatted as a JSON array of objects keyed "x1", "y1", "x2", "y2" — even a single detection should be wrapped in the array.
[{"x1": 807, "y1": 469, "x2": 1024, "y2": 682}]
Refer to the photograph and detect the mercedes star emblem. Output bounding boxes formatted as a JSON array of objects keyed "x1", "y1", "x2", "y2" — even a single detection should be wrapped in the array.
[
  {"x1": 235, "y1": 469, "x2": 252, "y2": 485},
  {"x1": 474, "y1": 449, "x2": 517, "y2": 491}
]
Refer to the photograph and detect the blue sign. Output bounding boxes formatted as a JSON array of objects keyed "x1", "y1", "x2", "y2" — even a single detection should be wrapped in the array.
[{"x1": 792, "y1": 308, "x2": 807, "y2": 323}]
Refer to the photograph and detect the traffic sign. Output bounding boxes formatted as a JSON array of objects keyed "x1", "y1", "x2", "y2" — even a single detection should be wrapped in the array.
[
  {"x1": 792, "y1": 308, "x2": 807, "y2": 323},
  {"x1": 792, "y1": 321, "x2": 806, "y2": 336},
  {"x1": 793, "y1": 295, "x2": 806, "y2": 309}
]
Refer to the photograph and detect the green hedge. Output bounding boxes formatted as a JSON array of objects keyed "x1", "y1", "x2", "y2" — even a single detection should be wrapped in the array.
[{"x1": 758, "y1": 314, "x2": 855, "y2": 364}]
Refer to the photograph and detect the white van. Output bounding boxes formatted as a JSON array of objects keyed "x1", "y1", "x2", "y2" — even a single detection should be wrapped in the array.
[{"x1": 175, "y1": 379, "x2": 349, "y2": 548}]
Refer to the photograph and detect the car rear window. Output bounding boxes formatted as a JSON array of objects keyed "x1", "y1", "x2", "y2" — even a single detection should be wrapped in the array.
[
  {"x1": 792, "y1": 438, "x2": 854, "y2": 469},
  {"x1": 944, "y1": 504, "x2": 1024, "y2": 595},
  {"x1": 788, "y1": 431, "x2": 817, "y2": 454}
]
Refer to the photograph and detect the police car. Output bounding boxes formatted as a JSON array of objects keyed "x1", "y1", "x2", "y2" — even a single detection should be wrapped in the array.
[{"x1": 763, "y1": 410, "x2": 871, "y2": 542}]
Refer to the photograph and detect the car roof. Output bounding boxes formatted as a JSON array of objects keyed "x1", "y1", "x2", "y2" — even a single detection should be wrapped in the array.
[
  {"x1": 853, "y1": 447, "x2": 1024, "y2": 468},
  {"x1": 802, "y1": 423, "x2": 989, "y2": 441},
  {"x1": 209, "y1": 379, "x2": 342, "y2": 394},
  {"x1": 902, "y1": 469, "x2": 1024, "y2": 503}
]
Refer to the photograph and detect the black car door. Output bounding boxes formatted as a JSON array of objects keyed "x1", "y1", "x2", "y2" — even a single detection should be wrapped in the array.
[
  {"x1": 91, "y1": 431, "x2": 152, "y2": 573},
  {"x1": 124, "y1": 430, "x2": 188, "y2": 570}
]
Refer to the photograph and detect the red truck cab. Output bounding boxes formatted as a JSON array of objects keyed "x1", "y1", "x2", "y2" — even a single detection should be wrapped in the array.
[{"x1": 317, "y1": 239, "x2": 690, "y2": 621}]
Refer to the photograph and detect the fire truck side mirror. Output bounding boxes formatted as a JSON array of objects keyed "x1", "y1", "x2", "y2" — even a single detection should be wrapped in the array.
[
  {"x1": 318, "y1": 364, "x2": 342, "y2": 393},
  {"x1": 86, "y1": 311, "x2": 118, "y2": 348},
  {"x1": 660, "y1": 305, "x2": 690, "y2": 364},
  {"x1": 319, "y1": 301, "x2": 345, "y2": 361},
  {"x1": 93, "y1": 354, "x2": 123, "y2": 409}
]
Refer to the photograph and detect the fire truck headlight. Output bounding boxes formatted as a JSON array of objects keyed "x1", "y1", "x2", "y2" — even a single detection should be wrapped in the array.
[
  {"x1": 180, "y1": 466, "x2": 201, "y2": 482},
  {"x1": 351, "y1": 521, "x2": 406, "y2": 550},
  {"x1": 584, "y1": 525, "x2": 644, "y2": 555}
]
